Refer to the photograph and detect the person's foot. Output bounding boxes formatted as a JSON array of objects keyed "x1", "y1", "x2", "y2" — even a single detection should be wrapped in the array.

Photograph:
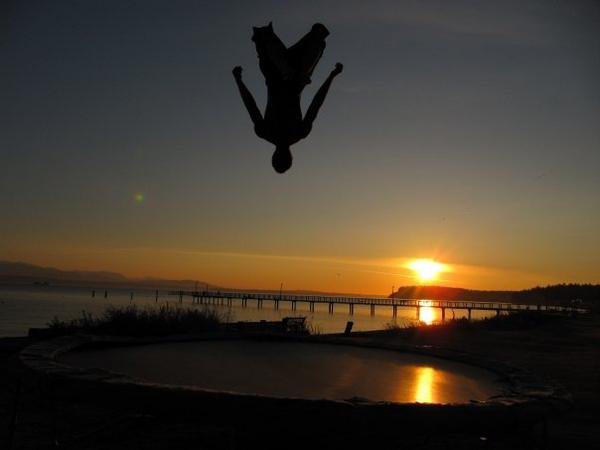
[
  {"x1": 332, "y1": 63, "x2": 343, "y2": 76},
  {"x1": 312, "y1": 23, "x2": 330, "y2": 38}
]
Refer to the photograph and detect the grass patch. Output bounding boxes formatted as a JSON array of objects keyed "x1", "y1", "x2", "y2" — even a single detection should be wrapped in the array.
[
  {"x1": 477, "y1": 310, "x2": 568, "y2": 331},
  {"x1": 48, "y1": 304, "x2": 225, "y2": 337},
  {"x1": 383, "y1": 311, "x2": 569, "y2": 337},
  {"x1": 383, "y1": 321, "x2": 417, "y2": 335}
]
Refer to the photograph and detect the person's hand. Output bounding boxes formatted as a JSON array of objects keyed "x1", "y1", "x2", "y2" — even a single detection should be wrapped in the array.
[
  {"x1": 332, "y1": 62, "x2": 343, "y2": 76},
  {"x1": 232, "y1": 66, "x2": 243, "y2": 80}
]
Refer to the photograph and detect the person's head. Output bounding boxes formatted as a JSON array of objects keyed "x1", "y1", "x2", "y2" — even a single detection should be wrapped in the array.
[{"x1": 272, "y1": 145, "x2": 293, "y2": 174}]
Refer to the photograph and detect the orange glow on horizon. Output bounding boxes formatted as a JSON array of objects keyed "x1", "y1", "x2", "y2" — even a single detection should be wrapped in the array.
[{"x1": 6, "y1": 247, "x2": 567, "y2": 295}]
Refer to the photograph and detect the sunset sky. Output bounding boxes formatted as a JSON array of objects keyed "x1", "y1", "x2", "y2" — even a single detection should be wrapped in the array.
[{"x1": 2, "y1": 1, "x2": 599, "y2": 294}]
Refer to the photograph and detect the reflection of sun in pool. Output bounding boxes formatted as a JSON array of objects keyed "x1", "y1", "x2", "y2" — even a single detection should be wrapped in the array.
[
  {"x1": 419, "y1": 306, "x2": 435, "y2": 325},
  {"x1": 414, "y1": 367, "x2": 436, "y2": 403}
]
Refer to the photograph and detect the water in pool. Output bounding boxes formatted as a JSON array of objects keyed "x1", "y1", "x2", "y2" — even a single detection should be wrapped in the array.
[{"x1": 61, "y1": 340, "x2": 504, "y2": 404}]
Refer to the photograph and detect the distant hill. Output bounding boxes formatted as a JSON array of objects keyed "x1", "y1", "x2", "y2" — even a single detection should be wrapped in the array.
[
  {"x1": 0, "y1": 261, "x2": 376, "y2": 296},
  {"x1": 0, "y1": 261, "x2": 127, "y2": 283},
  {"x1": 392, "y1": 285, "x2": 513, "y2": 302},
  {"x1": 391, "y1": 284, "x2": 600, "y2": 309},
  {"x1": 0, "y1": 261, "x2": 211, "y2": 290}
]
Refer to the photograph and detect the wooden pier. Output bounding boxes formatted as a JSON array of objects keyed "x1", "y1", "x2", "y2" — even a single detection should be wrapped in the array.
[{"x1": 169, "y1": 290, "x2": 588, "y2": 319}]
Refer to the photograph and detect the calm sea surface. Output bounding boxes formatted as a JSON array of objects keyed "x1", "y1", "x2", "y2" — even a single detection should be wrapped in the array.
[{"x1": 0, "y1": 285, "x2": 496, "y2": 337}]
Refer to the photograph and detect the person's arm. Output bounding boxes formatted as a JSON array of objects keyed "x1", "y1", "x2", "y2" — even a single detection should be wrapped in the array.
[
  {"x1": 232, "y1": 66, "x2": 263, "y2": 126},
  {"x1": 303, "y1": 63, "x2": 343, "y2": 126}
]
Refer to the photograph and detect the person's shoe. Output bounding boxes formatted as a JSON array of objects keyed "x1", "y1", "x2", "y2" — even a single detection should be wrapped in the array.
[{"x1": 312, "y1": 23, "x2": 330, "y2": 38}]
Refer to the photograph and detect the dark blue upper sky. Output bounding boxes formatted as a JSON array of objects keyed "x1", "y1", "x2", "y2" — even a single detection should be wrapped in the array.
[{"x1": 1, "y1": 0, "x2": 599, "y2": 291}]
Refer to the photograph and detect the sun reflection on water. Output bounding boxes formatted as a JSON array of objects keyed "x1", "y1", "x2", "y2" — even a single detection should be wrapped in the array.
[
  {"x1": 414, "y1": 367, "x2": 436, "y2": 403},
  {"x1": 419, "y1": 305, "x2": 435, "y2": 325}
]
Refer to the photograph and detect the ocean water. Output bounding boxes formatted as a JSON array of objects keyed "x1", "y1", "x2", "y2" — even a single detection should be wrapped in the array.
[{"x1": 0, "y1": 285, "x2": 495, "y2": 337}]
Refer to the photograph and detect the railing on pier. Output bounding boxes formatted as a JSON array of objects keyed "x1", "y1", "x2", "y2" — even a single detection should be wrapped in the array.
[{"x1": 168, "y1": 289, "x2": 589, "y2": 316}]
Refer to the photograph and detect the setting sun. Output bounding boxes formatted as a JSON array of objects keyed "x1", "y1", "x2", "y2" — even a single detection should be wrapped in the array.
[{"x1": 408, "y1": 259, "x2": 446, "y2": 283}]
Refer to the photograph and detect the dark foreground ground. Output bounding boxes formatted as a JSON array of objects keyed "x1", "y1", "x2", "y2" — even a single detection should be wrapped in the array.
[{"x1": 1, "y1": 314, "x2": 599, "y2": 449}]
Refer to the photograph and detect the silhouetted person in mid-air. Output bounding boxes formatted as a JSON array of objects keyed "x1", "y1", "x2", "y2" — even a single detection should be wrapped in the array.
[{"x1": 233, "y1": 22, "x2": 343, "y2": 173}]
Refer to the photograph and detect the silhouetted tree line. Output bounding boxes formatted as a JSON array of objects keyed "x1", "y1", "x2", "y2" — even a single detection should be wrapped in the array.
[
  {"x1": 391, "y1": 284, "x2": 600, "y2": 309},
  {"x1": 512, "y1": 284, "x2": 600, "y2": 306}
]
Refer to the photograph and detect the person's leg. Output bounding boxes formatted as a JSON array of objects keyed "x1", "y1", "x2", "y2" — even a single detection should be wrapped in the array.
[
  {"x1": 252, "y1": 23, "x2": 293, "y2": 82},
  {"x1": 286, "y1": 23, "x2": 329, "y2": 85}
]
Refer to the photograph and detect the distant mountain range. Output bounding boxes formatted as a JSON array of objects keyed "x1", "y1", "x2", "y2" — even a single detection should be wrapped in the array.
[
  {"x1": 0, "y1": 261, "x2": 210, "y2": 290},
  {"x1": 0, "y1": 261, "x2": 367, "y2": 294},
  {"x1": 0, "y1": 261, "x2": 127, "y2": 282}
]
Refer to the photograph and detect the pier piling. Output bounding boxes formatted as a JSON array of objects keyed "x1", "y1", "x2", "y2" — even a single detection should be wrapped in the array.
[
  {"x1": 344, "y1": 321, "x2": 354, "y2": 335},
  {"x1": 167, "y1": 290, "x2": 587, "y2": 321}
]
